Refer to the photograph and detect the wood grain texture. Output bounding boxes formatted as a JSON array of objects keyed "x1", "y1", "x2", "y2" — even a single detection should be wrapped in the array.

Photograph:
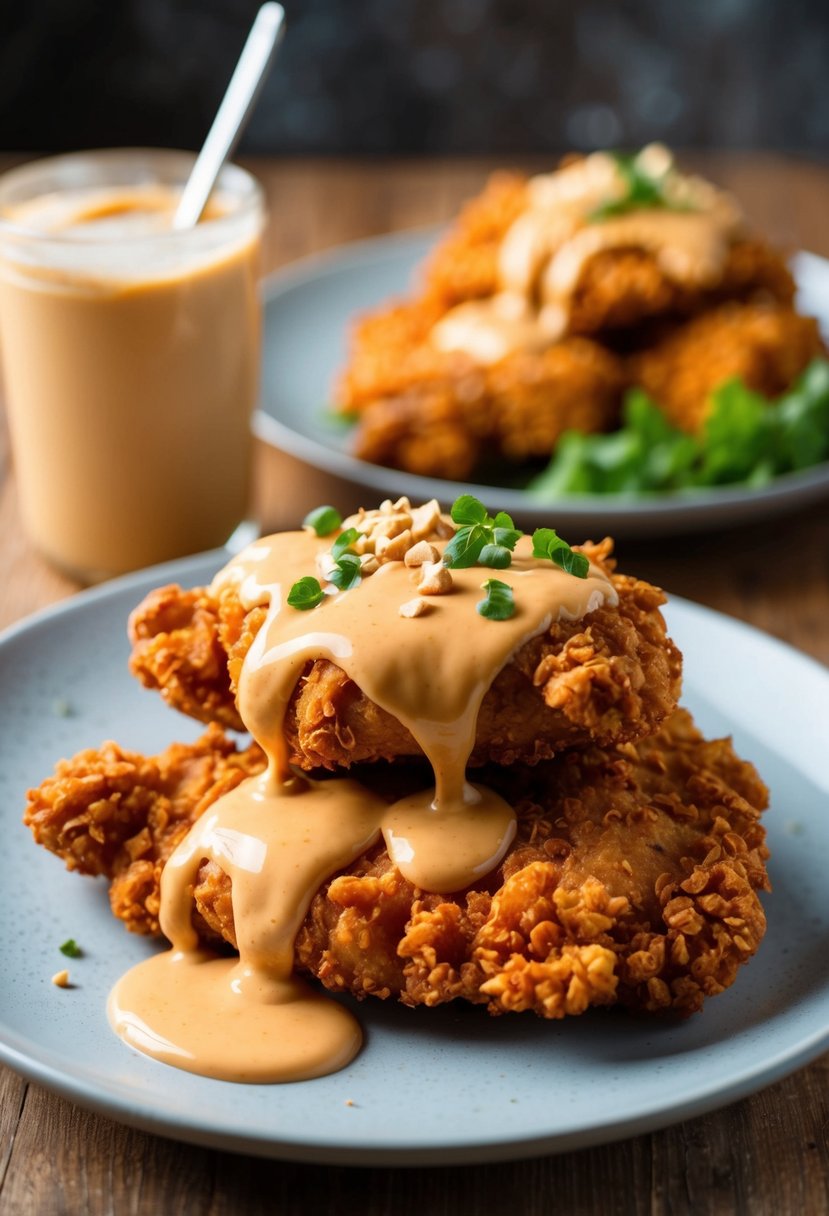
[{"x1": 0, "y1": 154, "x2": 828, "y2": 1216}]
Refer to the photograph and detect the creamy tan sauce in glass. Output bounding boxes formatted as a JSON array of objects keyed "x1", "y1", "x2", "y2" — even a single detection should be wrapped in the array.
[
  {"x1": 109, "y1": 526, "x2": 618, "y2": 1083},
  {"x1": 0, "y1": 151, "x2": 263, "y2": 581}
]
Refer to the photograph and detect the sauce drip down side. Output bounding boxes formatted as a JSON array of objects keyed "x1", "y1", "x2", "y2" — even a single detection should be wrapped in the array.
[{"x1": 109, "y1": 528, "x2": 618, "y2": 1081}]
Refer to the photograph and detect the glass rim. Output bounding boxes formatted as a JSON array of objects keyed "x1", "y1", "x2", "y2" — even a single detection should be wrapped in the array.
[{"x1": 0, "y1": 148, "x2": 264, "y2": 246}]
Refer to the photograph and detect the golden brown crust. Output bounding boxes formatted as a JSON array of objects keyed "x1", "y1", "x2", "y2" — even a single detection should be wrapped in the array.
[
  {"x1": 350, "y1": 338, "x2": 625, "y2": 478},
  {"x1": 296, "y1": 708, "x2": 770, "y2": 1018},
  {"x1": 630, "y1": 301, "x2": 824, "y2": 431},
  {"x1": 567, "y1": 239, "x2": 795, "y2": 336},
  {"x1": 422, "y1": 171, "x2": 529, "y2": 310},
  {"x1": 23, "y1": 723, "x2": 264, "y2": 935},
  {"x1": 126, "y1": 542, "x2": 682, "y2": 768},
  {"x1": 25, "y1": 710, "x2": 770, "y2": 1018},
  {"x1": 128, "y1": 587, "x2": 241, "y2": 731}
]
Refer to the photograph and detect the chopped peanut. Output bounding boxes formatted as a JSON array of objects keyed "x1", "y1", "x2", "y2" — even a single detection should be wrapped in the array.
[
  {"x1": 341, "y1": 499, "x2": 456, "y2": 561},
  {"x1": 417, "y1": 561, "x2": 453, "y2": 596},
  {"x1": 410, "y1": 499, "x2": 441, "y2": 540},
  {"x1": 404, "y1": 540, "x2": 440, "y2": 568},
  {"x1": 375, "y1": 528, "x2": 413, "y2": 562},
  {"x1": 399, "y1": 597, "x2": 431, "y2": 618},
  {"x1": 51, "y1": 970, "x2": 70, "y2": 988}
]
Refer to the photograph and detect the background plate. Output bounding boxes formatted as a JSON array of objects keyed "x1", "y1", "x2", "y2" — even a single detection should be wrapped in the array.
[
  {"x1": 1, "y1": 553, "x2": 828, "y2": 1165},
  {"x1": 255, "y1": 235, "x2": 829, "y2": 538}
]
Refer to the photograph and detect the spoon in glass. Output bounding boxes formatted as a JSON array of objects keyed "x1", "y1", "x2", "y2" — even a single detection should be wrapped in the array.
[{"x1": 173, "y1": 2, "x2": 285, "y2": 230}]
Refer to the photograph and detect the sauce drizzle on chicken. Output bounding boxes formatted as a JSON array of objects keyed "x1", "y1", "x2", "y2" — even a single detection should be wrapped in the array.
[{"x1": 109, "y1": 516, "x2": 617, "y2": 1083}]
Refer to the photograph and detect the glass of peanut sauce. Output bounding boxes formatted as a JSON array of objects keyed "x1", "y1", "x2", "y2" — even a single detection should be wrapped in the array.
[{"x1": 0, "y1": 149, "x2": 264, "y2": 582}]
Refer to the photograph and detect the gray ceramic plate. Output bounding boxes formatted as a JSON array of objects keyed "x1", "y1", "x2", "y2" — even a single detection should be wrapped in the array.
[
  {"x1": 255, "y1": 236, "x2": 829, "y2": 538},
  {"x1": 1, "y1": 552, "x2": 828, "y2": 1164}
]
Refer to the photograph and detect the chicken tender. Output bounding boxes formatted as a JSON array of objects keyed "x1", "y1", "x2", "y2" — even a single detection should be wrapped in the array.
[
  {"x1": 631, "y1": 302, "x2": 824, "y2": 432},
  {"x1": 128, "y1": 540, "x2": 682, "y2": 768},
  {"x1": 350, "y1": 338, "x2": 625, "y2": 480},
  {"x1": 25, "y1": 710, "x2": 769, "y2": 1018},
  {"x1": 24, "y1": 724, "x2": 264, "y2": 936}
]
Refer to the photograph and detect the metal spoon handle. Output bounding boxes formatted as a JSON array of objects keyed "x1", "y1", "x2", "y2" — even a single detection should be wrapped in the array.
[{"x1": 173, "y1": 2, "x2": 285, "y2": 230}]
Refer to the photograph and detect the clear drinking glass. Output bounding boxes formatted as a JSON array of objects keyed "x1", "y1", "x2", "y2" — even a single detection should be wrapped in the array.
[{"x1": 0, "y1": 149, "x2": 264, "y2": 582}]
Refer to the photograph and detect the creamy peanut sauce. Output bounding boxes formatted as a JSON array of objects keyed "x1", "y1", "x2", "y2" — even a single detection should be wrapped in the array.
[
  {"x1": 0, "y1": 182, "x2": 260, "y2": 580},
  {"x1": 109, "y1": 523, "x2": 617, "y2": 1082},
  {"x1": 431, "y1": 145, "x2": 745, "y2": 364}
]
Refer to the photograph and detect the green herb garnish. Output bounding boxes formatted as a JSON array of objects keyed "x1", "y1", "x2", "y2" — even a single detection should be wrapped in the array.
[
  {"x1": 531, "y1": 529, "x2": 589, "y2": 578},
  {"x1": 443, "y1": 496, "x2": 523, "y2": 569},
  {"x1": 328, "y1": 552, "x2": 362, "y2": 591},
  {"x1": 477, "y1": 579, "x2": 516, "y2": 621},
  {"x1": 477, "y1": 543, "x2": 512, "y2": 569},
  {"x1": 589, "y1": 148, "x2": 688, "y2": 222},
  {"x1": 287, "y1": 576, "x2": 326, "y2": 610},
  {"x1": 303, "y1": 505, "x2": 342, "y2": 537},
  {"x1": 330, "y1": 527, "x2": 361, "y2": 560},
  {"x1": 528, "y1": 359, "x2": 829, "y2": 498},
  {"x1": 59, "y1": 939, "x2": 82, "y2": 958}
]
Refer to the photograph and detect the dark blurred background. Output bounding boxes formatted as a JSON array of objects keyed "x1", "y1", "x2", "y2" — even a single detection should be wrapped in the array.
[{"x1": 0, "y1": 0, "x2": 826, "y2": 156}]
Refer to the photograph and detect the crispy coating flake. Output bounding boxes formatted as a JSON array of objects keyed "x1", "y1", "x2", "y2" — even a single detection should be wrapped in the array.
[
  {"x1": 127, "y1": 540, "x2": 682, "y2": 767},
  {"x1": 24, "y1": 710, "x2": 770, "y2": 1017}
]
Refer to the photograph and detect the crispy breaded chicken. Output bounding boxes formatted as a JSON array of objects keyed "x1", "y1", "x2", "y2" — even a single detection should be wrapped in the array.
[
  {"x1": 630, "y1": 301, "x2": 824, "y2": 432},
  {"x1": 335, "y1": 160, "x2": 799, "y2": 480},
  {"x1": 349, "y1": 338, "x2": 625, "y2": 480},
  {"x1": 128, "y1": 541, "x2": 682, "y2": 769},
  {"x1": 24, "y1": 710, "x2": 769, "y2": 1018},
  {"x1": 418, "y1": 170, "x2": 795, "y2": 331},
  {"x1": 23, "y1": 723, "x2": 263, "y2": 935}
]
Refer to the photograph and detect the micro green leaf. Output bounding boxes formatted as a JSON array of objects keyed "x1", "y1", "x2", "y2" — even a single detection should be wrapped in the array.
[
  {"x1": 328, "y1": 553, "x2": 362, "y2": 591},
  {"x1": 330, "y1": 527, "x2": 361, "y2": 560},
  {"x1": 450, "y1": 494, "x2": 489, "y2": 526},
  {"x1": 478, "y1": 543, "x2": 512, "y2": 569},
  {"x1": 588, "y1": 149, "x2": 689, "y2": 222},
  {"x1": 59, "y1": 939, "x2": 82, "y2": 958},
  {"x1": 442, "y1": 525, "x2": 488, "y2": 569},
  {"x1": 531, "y1": 528, "x2": 589, "y2": 578},
  {"x1": 287, "y1": 576, "x2": 325, "y2": 610},
  {"x1": 477, "y1": 579, "x2": 516, "y2": 621},
  {"x1": 492, "y1": 525, "x2": 523, "y2": 550},
  {"x1": 444, "y1": 497, "x2": 524, "y2": 569},
  {"x1": 303, "y1": 505, "x2": 342, "y2": 537}
]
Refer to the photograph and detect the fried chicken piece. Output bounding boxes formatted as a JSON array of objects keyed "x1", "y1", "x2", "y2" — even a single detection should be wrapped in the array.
[
  {"x1": 422, "y1": 171, "x2": 530, "y2": 310},
  {"x1": 291, "y1": 710, "x2": 769, "y2": 1018},
  {"x1": 566, "y1": 238, "x2": 795, "y2": 336},
  {"x1": 127, "y1": 585, "x2": 241, "y2": 731},
  {"x1": 24, "y1": 723, "x2": 265, "y2": 935},
  {"x1": 630, "y1": 301, "x2": 823, "y2": 432},
  {"x1": 128, "y1": 540, "x2": 682, "y2": 767},
  {"x1": 25, "y1": 711, "x2": 770, "y2": 1017},
  {"x1": 349, "y1": 368, "x2": 489, "y2": 482},
  {"x1": 350, "y1": 337, "x2": 624, "y2": 479}
]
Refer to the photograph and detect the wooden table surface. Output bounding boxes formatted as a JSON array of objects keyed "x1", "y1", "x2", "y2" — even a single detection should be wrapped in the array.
[{"x1": 0, "y1": 154, "x2": 828, "y2": 1215}]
